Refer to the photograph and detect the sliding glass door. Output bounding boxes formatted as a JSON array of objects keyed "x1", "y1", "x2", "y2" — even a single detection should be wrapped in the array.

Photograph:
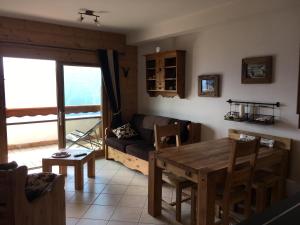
[
  {"x1": 57, "y1": 63, "x2": 102, "y2": 151},
  {"x1": 2, "y1": 57, "x2": 58, "y2": 168}
]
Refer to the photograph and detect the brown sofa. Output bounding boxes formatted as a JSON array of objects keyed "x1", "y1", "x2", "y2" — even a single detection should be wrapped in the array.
[{"x1": 105, "y1": 113, "x2": 201, "y2": 175}]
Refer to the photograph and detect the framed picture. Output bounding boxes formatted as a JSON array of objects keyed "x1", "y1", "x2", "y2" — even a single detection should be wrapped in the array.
[
  {"x1": 242, "y1": 56, "x2": 273, "y2": 84},
  {"x1": 198, "y1": 74, "x2": 220, "y2": 97}
]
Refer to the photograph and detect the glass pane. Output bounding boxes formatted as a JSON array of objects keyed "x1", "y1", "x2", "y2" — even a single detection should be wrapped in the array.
[
  {"x1": 63, "y1": 65, "x2": 102, "y2": 150},
  {"x1": 3, "y1": 57, "x2": 58, "y2": 169}
]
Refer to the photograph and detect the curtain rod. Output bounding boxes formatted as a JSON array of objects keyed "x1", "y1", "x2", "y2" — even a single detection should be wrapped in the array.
[{"x1": 0, "y1": 40, "x2": 125, "y2": 55}]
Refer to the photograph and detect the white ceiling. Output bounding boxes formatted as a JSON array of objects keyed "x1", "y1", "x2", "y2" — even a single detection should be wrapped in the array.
[{"x1": 0, "y1": 0, "x2": 232, "y2": 33}]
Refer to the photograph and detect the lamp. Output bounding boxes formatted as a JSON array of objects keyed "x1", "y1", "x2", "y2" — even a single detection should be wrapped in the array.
[{"x1": 78, "y1": 9, "x2": 107, "y2": 26}]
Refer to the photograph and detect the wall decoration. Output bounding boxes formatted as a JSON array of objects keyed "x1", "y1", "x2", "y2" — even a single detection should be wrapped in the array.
[
  {"x1": 198, "y1": 74, "x2": 220, "y2": 97},
  {"x1": 242, "y1": 56, "x2": 273, "y2": 84}
]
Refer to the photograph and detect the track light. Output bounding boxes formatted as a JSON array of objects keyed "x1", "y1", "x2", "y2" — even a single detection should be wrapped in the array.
[{"x1": 78, "y1": 9, "x2": 107, "y2": 27}]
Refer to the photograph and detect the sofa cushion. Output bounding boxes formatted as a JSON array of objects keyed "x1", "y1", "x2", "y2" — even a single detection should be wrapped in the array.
[
  {"x1": 169, "y1": 119, "x2": 191, "y2": 143},
  {"x1": 112, "y1": 123, "x2": 138, "y2": 139},
  {"x1": 125, "y1": 143, "x2": 155, "y2": 161},
  {"x1": 25, "y1": 172, "x2": 57, "y2": 202},
  {"x1": 143, "y1": 115, "x2": 171, "y2": 130},
  {"x1": 105, "y1": 137, "x2": 144, "y2": 152},
  {"x1": 138, "y1": 128, "x2": 154, "y2": 144}
]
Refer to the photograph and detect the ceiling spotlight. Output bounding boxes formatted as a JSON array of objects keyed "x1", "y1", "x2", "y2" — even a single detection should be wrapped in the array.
[
  {"x1": 94, "y1": 16, "x2": 101, "y2": 27},
  {"x1": 78, "y1": 9, "x2": 108, "y2": 27},
  {"x1": 80, "y1": 14, "x2": 84, "y2": 22}
]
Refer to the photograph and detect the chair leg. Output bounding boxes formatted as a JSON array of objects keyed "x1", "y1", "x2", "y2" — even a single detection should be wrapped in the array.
[
  {"x1": 255, "y1": 188, "x2": 267, "y2": 213},
  {"x1": 176, "y1": 183, "x2": 182, "y2": 222},
  {"x1": 271, "y1": 182, "x2": 280, "y2": 205},
  {"x1": 244, "y1": 191, "x2": 252, "y2": 218},
  {"x1": 222, "y1": 204, "x2": 230, "y2": 225},
  {"x1": 191, "y1": 185, "x2": 197, "y2": 225}
]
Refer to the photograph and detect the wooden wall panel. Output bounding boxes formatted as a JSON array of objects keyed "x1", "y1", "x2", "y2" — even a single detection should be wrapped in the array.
[{"x1": 0, "y1": 16, "x2": 125, "y2": 50}]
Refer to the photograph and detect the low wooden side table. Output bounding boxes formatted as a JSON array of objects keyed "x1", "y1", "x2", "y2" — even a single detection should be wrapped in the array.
[{"x1": 42, "y1": 149, "x2": 95, "y2": 190}]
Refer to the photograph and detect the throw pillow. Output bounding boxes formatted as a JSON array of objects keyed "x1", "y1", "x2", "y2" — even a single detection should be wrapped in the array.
[{"x1": 112, "y1": 123, "x2": 138, "y2": 139}]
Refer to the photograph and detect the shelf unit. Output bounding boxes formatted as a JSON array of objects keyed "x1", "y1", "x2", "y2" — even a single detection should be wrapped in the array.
[
  {"x1": 224, "y1": 99, "x2": 280, "y2": 125},
  {"x1": 145, "y1": 50, "x2": 185, "y2": 98}
]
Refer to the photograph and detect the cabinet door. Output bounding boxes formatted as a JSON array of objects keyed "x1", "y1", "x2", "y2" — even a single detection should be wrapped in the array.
[{"x1": 156, "y1": 57, "x2": 164, "y2": 90}]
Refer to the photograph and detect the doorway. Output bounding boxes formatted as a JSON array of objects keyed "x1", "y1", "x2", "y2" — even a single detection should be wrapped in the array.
[
  {"x1": 57, "y1": 64, "x2": 102, "y2": 151},
  {"x1": 0, "y1": 58, "x2": 103, "y2": 168}
]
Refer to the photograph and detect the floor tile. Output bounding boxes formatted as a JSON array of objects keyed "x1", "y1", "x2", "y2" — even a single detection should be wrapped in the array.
[
  {"x1": 130, "y1": 174, "x2": 148, "y2": 186},
  {"x1": 102, "y1": 184, "x2": 129, "y2": 195},
  {"x1": 83, "y1": 205, "x2": 115, "y2": 220},
  {"x1": 77, "y1": 218, "x2": 108, "y2": 225},
  {"x1": 94, "y1": 193, "x2": 123, "y2": 206},
  {"x1": 68, "y1": 192, "x2": 99, "y2": 204},
  {"x1": 110, "y1": 175, "x2": 134, "y2": 185},
  {"x1": 66, "y1": 203, "x2": 90, "y2": 218},
  {"x1": 111, "y1": 207, "x2": 143, "y2": 222},
  {"x1": 125, "y1": 186, "x2": 148, "y2": 196},
  {"x1": 66, "y1": 218, "x2": 79, "y2": 225},
  {"x1": 108, "y1": 221, "x2": 138, "y2": 225},
  {"x1": 118, "y1": 195, "x2": 147, "y2": 208},
  {"x1": 83, "y1": 182, "x2": 106, "y2": 193}
]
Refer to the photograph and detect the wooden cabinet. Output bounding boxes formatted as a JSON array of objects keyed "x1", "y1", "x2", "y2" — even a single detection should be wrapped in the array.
[{"x1": 145, "y1": 50, "x2": 185, "y2": 98}]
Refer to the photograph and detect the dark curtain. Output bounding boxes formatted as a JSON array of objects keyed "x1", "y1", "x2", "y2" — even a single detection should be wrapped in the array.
[{"x1": 98, "y1": 49, "x2": 122, "y2": 129}]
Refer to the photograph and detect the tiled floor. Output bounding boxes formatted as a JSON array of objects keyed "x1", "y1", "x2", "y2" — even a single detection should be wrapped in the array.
[
  {"x1": 8, "y1": 144, "x2": 58, "y2": 169},
  {"x1": 53, "y1": 158, "x2": 193, "y2": 225}
]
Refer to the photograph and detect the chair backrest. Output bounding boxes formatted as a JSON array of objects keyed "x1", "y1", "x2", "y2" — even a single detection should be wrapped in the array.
[
  {"x1": 224, "y1": 138, "x2": 260, "y2": 199},
  {"x1": 0, "y1": 166, "x2": 28, "y2": 225},
  {"x1": 154, "y1": 123, "x2": 181, "y2": 151}
]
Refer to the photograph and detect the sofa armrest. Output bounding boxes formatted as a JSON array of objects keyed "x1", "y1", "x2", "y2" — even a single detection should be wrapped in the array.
[{"x1": 187, "y1": 122, "x2": 201, "y2": 144}]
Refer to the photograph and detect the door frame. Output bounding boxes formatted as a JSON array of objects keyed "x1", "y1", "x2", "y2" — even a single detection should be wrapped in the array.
[
  {"x1": 56, "y1": 61, "x2": 103, "y2": 149},
  {"x1": 0, "y1": 57, "x2": 8, "y2": 163}
]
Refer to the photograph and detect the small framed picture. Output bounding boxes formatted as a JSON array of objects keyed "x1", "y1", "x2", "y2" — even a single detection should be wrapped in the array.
[
  {"x1": 242, "y1": 56, "x2": 273, "y2": 84},
  {"x1": 198, "y1": 75, "x2": 220, "y2": 97}
]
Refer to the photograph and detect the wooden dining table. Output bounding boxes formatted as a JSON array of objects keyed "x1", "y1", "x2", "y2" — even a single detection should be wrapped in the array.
[{"x1": 148, "y1": 137, "x2": 290, "y2": 225}]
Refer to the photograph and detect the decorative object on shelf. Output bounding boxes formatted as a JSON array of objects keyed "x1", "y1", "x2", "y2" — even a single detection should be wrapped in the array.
[
  {"x1": 242, "y1": 56, "x2": 273, "y2": 84},
  {"x1": 78, "y1": 9, "x2": 109, "y2": 26},
  {"x1": 198, "y1": 74, "x2": 220, "y2": 97},
  {"x1": 224, "y1": 99, "x2": 280, "y2": 125},
  {"x1": 156, "y1": 46, "x2": 161, "y2": 53},
  {"x1": 121, "y1": 67, "x2": 130, "y2": 78},
  {"x1": 145, "y1": 50, "x2": 185, "y2": 98}
]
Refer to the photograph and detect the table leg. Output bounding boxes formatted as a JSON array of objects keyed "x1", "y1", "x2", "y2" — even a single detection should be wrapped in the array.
[
  {"x1": 278, "y1": 152, "x2": 288, "y2": 199},
  {"x1": 88, "y1": 155, "x2": 95, "y2": 178},
  {"x1": 59, "y1": 166, "x2": 68, "y2": 176},
  {"x1": 148, "y1": 152, "x2": 162, "y2": 217},
  {"x1": 75, "y1": 163, "x2": 84, "y2": 190},
  {"x1": 197, "y1": 172, "x2": 216, "y2": 225},
  {"x1": 42, "y1": 160, "x2": 52, "y2": 172}
]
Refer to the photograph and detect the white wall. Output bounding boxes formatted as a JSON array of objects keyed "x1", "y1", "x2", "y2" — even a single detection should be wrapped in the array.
[{"x1": 138, "y1": 8, "x2": 300, "y2": 187}]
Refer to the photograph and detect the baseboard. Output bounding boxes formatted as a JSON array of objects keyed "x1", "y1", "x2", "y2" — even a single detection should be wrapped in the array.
[{"x1": 286, "y1": 179, "x2": 300, "y2": 196}]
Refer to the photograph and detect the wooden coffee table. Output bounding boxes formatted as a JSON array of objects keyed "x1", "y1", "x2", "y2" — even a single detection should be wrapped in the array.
[{"x1": 42, "y1": 148, "x2": 95, "y2": 190}]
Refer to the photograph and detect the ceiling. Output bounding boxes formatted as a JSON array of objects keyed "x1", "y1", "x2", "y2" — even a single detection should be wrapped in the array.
[{"x1": 0, "y1": 0, "x2": 232, "y2": 34}]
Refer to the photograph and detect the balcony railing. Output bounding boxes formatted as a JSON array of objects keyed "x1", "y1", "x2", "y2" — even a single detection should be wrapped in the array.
[{"x1": 6, "y1": 105, "x2": 102, "y2": 125}]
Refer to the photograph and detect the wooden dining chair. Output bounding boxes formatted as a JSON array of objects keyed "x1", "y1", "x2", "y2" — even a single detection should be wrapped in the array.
[
  {"x1": 214, "y1": 138, "x2": 260, "y2": 225},
  {"x1": 154, "y1": 123, "x2": 194, "y2": 222},
  {"x1": 252, "y1": 168, "x2": 281, "y2": 213}
]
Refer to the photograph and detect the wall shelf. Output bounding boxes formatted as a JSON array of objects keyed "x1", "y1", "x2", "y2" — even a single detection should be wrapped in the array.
[
  {"x1": 224, "y1": 99, "x2": 280, "y2": 125},
  {"x1": 145, "y1": 50, "x2": 185, "y2": 98}
]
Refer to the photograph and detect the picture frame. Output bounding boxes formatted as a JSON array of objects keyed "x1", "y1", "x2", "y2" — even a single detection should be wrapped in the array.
[
  {"x1": 242, "y1": 56, "x2": 273, "y2": 84},
  {"x1": 198, "y1": 74, "x2": 220, "y2": 97}
]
